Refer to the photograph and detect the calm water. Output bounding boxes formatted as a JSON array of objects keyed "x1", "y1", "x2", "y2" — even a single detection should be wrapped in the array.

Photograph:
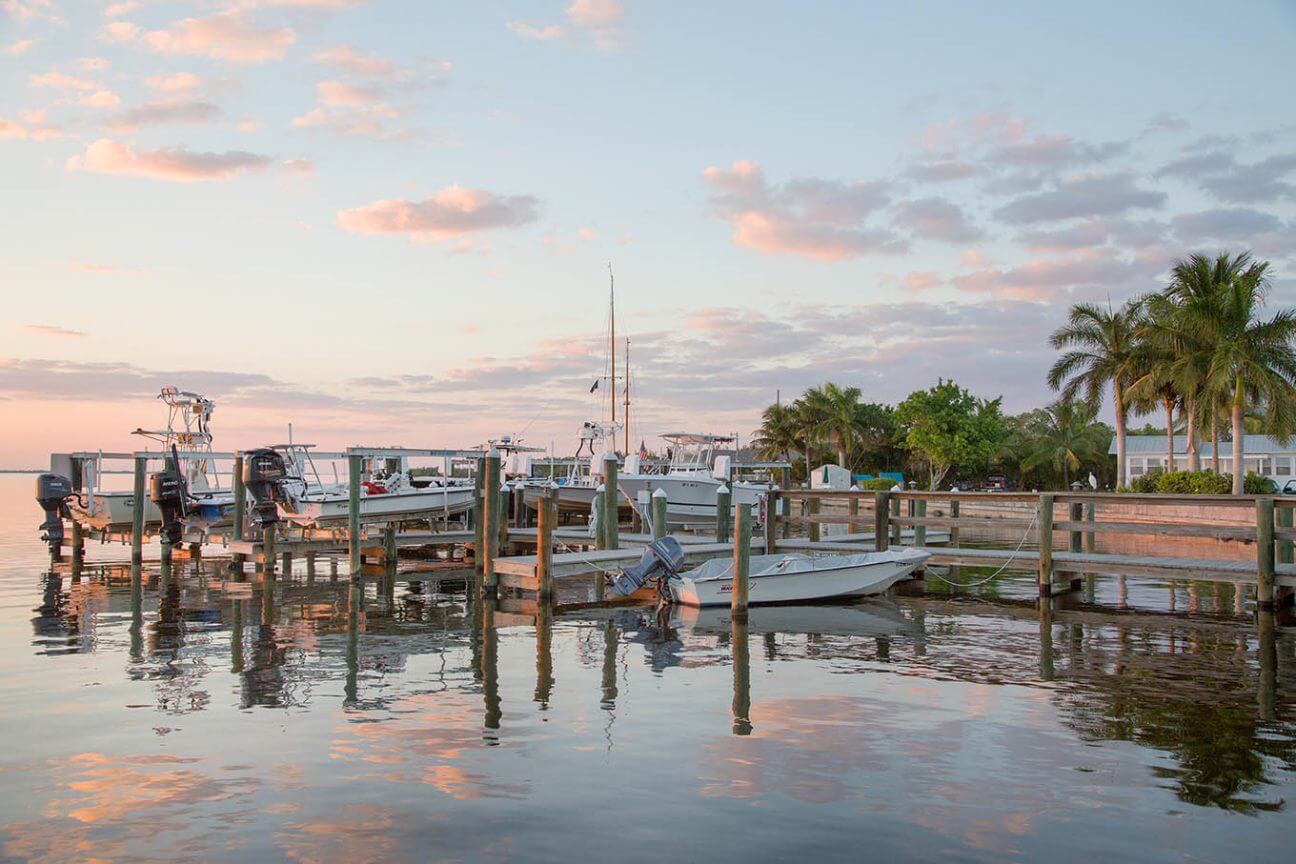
[{"x1": 1, "y1": 475, "x2": 1293, "y2": 863}]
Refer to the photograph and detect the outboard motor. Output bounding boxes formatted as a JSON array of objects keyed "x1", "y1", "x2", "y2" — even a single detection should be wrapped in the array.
[
  {"x1": 607, "y1": 536, "x2": 686, "y2": 597},
  {"x1": 35, "y1": 473, "x2": 74, "y2": 555},
  {"x1": 149, "y1": 464, "x2": 189, "y2": 546},
  {"x1": 243, "y1": 448, "x2": 288, "y2": 525}
]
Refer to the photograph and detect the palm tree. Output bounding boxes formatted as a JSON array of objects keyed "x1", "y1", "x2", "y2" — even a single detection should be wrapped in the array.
[
  {"x1": 815, "y1": 382, "x2": 864, "y2": 469},
  {"x1": 1048, "y1": 299, "x2": 1144, "y2": 488},
  {"x1": 791, "y1": 390, "x2": 829, "y2": 481},
  {"x1": 1177, "y1": 253, "x2": 1296, "y2": 494},
  {"x1": 751, "y1": 402, "x2": 798, "y2": 465},
  {"x1": 1020, "y1": 399, "x2": 1112, "y2": 489}
]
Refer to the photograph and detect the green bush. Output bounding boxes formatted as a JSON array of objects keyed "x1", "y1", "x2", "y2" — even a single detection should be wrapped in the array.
[
  {"x1": 857, "y1": 476, "x2": 899, "y2": 490},
  {"x1": 1120, "y1": 469, "x2": 1274, "y2": 495}
]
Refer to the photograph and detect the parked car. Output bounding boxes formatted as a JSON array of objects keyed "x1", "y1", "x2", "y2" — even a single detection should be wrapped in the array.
[{"x1": 981, "y1": 474, "x2": 1015, "y2": 492}]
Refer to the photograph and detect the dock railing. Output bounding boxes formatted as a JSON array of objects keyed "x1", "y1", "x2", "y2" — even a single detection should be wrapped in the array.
[{"x1": 772, "y1": 488, "x2": 1296, "y2": 608}]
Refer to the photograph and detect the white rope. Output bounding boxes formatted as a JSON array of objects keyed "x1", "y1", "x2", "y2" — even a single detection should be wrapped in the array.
[
  {"x1": 924, "y1": 509, "x2": 1040, "y2": 589},
  {"x1": 553, "y1": 539, "x2": 624, "y2": 577}
]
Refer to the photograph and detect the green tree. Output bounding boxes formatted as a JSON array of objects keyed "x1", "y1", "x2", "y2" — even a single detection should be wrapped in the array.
[
  {"x1": 814, "y1": 382, "x2": 865, "y2": 469},
  {"x1": 1174, "y1": 252, "x2": 1296, "y2": 494},
  {"x1": 1019, "y1": 399, "x2": 1113, "y2": 489},
  {"x1": 751, "y1": 402, "x2": 799, "y2": 466},
  {"x1": 1048, "y1": 299, "x2": 1143, "y2": 488},
  {"x1": 894, "y1": 379, "x2": 1008, "y2": 490}
]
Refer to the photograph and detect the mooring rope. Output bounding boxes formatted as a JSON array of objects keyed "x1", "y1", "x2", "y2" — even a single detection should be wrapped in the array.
[{"x1": 923, "y1": 508, "x2": 1040, "y2": 589}]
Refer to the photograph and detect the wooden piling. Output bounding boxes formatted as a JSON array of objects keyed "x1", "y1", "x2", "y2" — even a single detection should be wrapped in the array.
[
  {"x1": 949, "y1": 499, "x2": 960, "y2": 547},
  {"x1": 1084, "y1": 501, "x2": 1096, "y2": 552},
  {"x1": 715, "y1": 484, "x2": 731, "y2": 542},
  {"x1": 890, "y1": 497, "x2": 901, "y2": 546},
  {"x1": 383, "y1": 524, "x2": 397, "y2": 578},
  {"x1": 472, "y1": 456, "x2": 484, "y2": 573},
  {"x1": 593, "y1": 488, "x2": 607, "y2": 552},
  {"x1": 130, "y1": 455, "x2": 146, "y2": 566},
  {"x1": 807, "y1": 496, "x2": 820, "y2": 543},
  {"x1": 263, "y1": 522, "x2": 276, "y2": 577},
  {"x1": 731, "y1": 616, "x2": 752, "y2": 736},
  {"x1": 1276, "y1": 504, "x2": 1293, "y2": 565},
  {"x1": 848, "y1": 488, "x2": 859, "y2": 529},
  {"x1": 602, "y1": 455, "x2": 619, "y2": 551},
  {"x1": 914, "y1": 499, "x2": 927, "y2": 547},
  {"x1": 732, "y1": 503, "x2": 752, "y2": 618},
  {"x1": 874, "y1": 491, "x2": 890, "y2": 552},
  {"x1": 1069, "y1": 500, "x2": 1084, "y2": 553},
  {"x1": 537, "y1": 488, "x2": 556, "y2": 603},
  {"x1": 764, "y1": 489, "x2": 779, "y2": 554},
  {"x1": 69, "y1": 456, "x2": 84, "y2": 568},
  {"x1": 483, "y1": 453, "x2": 501, "y2": 595},
  {"x1": 651, "y1": 488, "x2": 667, "y2": 540},
  {"x1": 1037, "y1": 494, "x2": 1054, "y2": 596},
  {"x1": 231, "y1": 454, "x2": 246, "y2": 568},
  {"x1": 1256, "y1": 497, "x2": 1275, "y2": 610},
  {"x1": 347, "y1": 454, "x2": 362, "y2": 577}
]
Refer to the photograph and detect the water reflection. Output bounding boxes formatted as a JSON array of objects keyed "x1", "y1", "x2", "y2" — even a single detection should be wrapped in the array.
[{"x1": 12, "y1": 557, "x2": 1296, "y2": 859}]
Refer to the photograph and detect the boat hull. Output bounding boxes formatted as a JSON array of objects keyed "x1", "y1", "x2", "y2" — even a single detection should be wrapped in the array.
[
  {"x1": 286, "y1": 485, "x2": 476, "y2": 526},
  {"x1": 616, "y1": 474, "x2": 768, "y2": 526},
  {"x1": 671, "y1": 549, "x2": 929, "y2": 607},
  {"x1": 522, "y1": 483, "x2": 633, "y2": 515}
]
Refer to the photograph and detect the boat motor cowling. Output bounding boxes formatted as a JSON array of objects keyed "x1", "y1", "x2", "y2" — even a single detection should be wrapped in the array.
[
  {"x1": 608, "y1": 536, "x2": 686, "y2": 597},
  {"x1": 243, "y1": 448, "x2": 288, "y2": 525},
  {"x1": 149, "y1": 466, "x2": 188, "y2": 546},
  {"x1": 35, "y1": 472, "x2": 74, "y2": 551}
]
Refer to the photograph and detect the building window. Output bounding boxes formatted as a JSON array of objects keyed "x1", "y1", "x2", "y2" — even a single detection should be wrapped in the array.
[
  {"x1": 1130, "y1": 462, "x2": 1145, "y2": 477},
  {"x1": 1276, "y1": 457, "x2": 1291, "y2": 477}
]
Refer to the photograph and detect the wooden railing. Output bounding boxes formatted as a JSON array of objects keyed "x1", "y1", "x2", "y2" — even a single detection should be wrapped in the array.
[{"x1": 766, "y1": 489, "x2": 1296, "y2": 609}]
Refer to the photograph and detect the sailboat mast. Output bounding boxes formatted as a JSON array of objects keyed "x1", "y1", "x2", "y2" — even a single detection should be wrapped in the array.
[
  {"x1": 609, "y1": 263, "x2": 616, "y2": 431},
  {"x1": 624, "y1": 337, "x2": 630, "y2": 455}
]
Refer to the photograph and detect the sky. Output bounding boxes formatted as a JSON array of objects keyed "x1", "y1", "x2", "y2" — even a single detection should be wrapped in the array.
[{"x1": 1, "y1": 0, "x2": 1295, "y2": 467}]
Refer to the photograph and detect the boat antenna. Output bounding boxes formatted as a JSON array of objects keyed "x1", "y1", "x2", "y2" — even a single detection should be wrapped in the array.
[
  {"x1": 624, "y1": 336, "x2": 630, "y2": 455},
  {"x1": 609, "y1": 262, "x2": 616, "y2": 434}
]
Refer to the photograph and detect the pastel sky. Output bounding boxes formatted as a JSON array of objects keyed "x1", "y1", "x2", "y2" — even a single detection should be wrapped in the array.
[{"x1": 2, "y1": 0, "x2": 1295, "y2": 467}]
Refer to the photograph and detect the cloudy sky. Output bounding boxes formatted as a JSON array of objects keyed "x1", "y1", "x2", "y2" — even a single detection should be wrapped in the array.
[{"x1": 2, "y1": 0, "x2": 1294, "y2": 467}]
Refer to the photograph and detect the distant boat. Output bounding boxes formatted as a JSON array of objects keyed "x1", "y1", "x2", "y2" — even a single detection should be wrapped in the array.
[
  {"x1": 668, "y1": 548, "x2": 929, "y2": 608},
  {"x1": 616, "y1": 432, "x2": 770, "y2": 528}
]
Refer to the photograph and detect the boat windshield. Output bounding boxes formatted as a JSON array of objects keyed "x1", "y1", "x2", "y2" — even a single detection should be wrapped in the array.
[{"x1": 663, "y1": 434, "x2": 732, "y2": 473}]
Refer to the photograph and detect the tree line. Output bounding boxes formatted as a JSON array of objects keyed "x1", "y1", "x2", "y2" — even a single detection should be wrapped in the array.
[{"x1": 753, "y1": 251, "x2": 1296, "y2": 494}]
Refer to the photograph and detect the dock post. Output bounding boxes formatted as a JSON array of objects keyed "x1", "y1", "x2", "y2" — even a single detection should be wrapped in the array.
[
  {"x1": 593, "y1": 487, "x2": 607, "y2": 551},
  {"x1": 383, "y1": 524, "x2": 397, "y2": 579},
  {"x1": 131, "y1": 455, "x2": 146, "y2": 567},
  {"x1": 651, "y1": 488, "x2": 668, "y2": 541},
  {"x1": 1037, "y1": 494, "x2": 1054, "y2": 596},
  {"x1": 472, "y1": 456, "x2": 484, "y2": 573},
  {"x1": 1278, "y1": 504, "x2": 1294, "y2": 608},
  {"x1": 914, "y1": 498, "x2": 927, "y2": 547},
  {"x1": 806, "y1": 496, "x2": 820, "y2": 543},
  {"x1": 231, "y1": 454, "x2": 246, "y2": 570},
  {"x1": 780, "y1": 470, "x2": 792, "y2": 539},
  {"x1": 950, "y1": 499, "x2": 960, "y2": 547},
  {"x1": 890, "y1": 497, "x2": 901, "y2": 546},
  {"x1": 602, "y1": 454, "x2": 619, "y2": 551},
  {"x1": 497, "y1": 481, "x2": 509, "y2": 552},
  {"x1": 635, "y1": 490, "x2": 650, "y2": 535},
  {"x1": 483, "y1": 452, "x2": 501, "y2": 596},
  {"x1": 1084, "y1": 501, "x2": 1096, "y2": 553},
  {"x1": 347, "y1": 454, "x2": 362, "y2": 577},
  {"x1": 764, "y1": 489, "x2": 779, "y2": 554},
  {"x1": 69, "y1": 457, "x2": 84, "y2": 568},
  {"x1": 1256, "y1": 497, "x2": 1276, "y2": 610},
  {"x1": 731, "y1": 503, "x2": 752, "y2": 619},
  {"x1": 1069, "y1": 499, "x2": 1084, "y2": 553},
  {"x1": 537, "y1": 487, "x2": 556, "y2": 603},
  {"x1": 263, "y1": 522, "x2": 276, "y2": 577},
  {"x1": 715, "y1": 484, "x2": 731, "y2": 542},
  {"x1": 848, "y1": 487, "x2": 859, "y2": 532},
  {"x1": 874, "y1": 491, "x2": 890, "y2": 552}
]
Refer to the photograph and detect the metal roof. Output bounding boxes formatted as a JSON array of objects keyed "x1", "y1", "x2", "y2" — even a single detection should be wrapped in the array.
[{"x1": 1109, "y1": 434, "x2": 1296, "y2": 456}]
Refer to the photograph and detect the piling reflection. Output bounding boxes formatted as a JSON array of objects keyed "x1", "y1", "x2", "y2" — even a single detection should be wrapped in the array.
[
  {"x1": 731, "y1": 617, "x2": 752, "y2": 735},
  {"x1": 534, "y1": 602, "x2": 554, "y2": 707},
  {"x1": 480, "y1": 599, "x2": 500, "y2": 738}
]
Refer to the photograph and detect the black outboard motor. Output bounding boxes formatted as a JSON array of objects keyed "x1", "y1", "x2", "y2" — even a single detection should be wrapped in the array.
[
  {"x1": 149, "y1": 465, "x2": 189, "y2": 546},
  {"x1": 608, "y1": 536, "x2": 686, "y2": 597},
  {"x1": 243, "y1": 448, "x2": 288, "y2": 525},
  {"x1": 35, "y1": 473, "x2": 74, "y2": 555}
]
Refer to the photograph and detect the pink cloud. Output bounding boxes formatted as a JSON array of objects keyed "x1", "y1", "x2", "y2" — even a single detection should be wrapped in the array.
[
  {"x1": 108, "y1": 11, "x2": 295, "y2": 64},
  {"x1": 29, "y1": 70, "x2": 99, "y2": 91},
  {"x1": 314, "y1": 44, "x2": 395, "y2": 76},
  {"x1": 338, "y1": 186, "x2": 540, "y2": 243},
  {"x1": 0, "y1": 111, "x2": 63, "y2": 140},
  {"x1": 565, "y1": 0, "x2": 626, "y2": 49},
  {"x1": 281, "y1": 158, "x2": 314, "y2": 176},
  {"x1": 960, "y1": 249, "x2": 989, "y2": 268},
  {"x1": 24, "y1": 324, "x2": 87, "y2": 337},
  {"x1": 903, "y1": 271, "x2": 941, "y2": 291},
  {"x1": 4, "y1": 38, "x2": 38, "y2": 55},
  {"x1": 66, "y1": 138, "x2": 273, "y2": 182},
  {"x1": 508, "y1": 21, "x2": 565, "y2": 41},
  {"x1": 316, "y1": 80, "x2": 379, "y2": 107},
  {"x1": 145, "y1": 71, "x2": 202, "y2": 93}
]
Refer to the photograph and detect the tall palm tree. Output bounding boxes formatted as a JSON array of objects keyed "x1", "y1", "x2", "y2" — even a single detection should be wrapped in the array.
[
  {"x1": 1048, "y1": 299, "x2": 1144, "y2": 488},
  {"x1": 792, "y1": 390, "x2": 829, "y2": 480},
  {"x1": 815, "y1": 382, "x2": 865, "y2": 469},
  {"x1": 751, "y1": 402, "x2": 798, "y2": 465},
  {"x1": 1177, "y1": 253, "x2": 1296, "y2": 494},
  {"x1": 1021, "y1": 399, "x2": 1112, "y2": 489}
]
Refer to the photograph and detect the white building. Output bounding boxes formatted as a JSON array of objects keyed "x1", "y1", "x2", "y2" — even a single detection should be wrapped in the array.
[{"x1": 1111, "y1": 434, "x2": 1296, "y2": 485}]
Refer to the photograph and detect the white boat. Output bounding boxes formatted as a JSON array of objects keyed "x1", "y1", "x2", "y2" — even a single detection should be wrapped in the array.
[
  {"x1": 669, "y1": 548, "x2": 930, "y2": 607},
  {"x1": 616, "y1": 433, "x2": 770, "y2": 527},
  {"x1": 71, "y1": 388, "x2": 232, "y2": 531},
  {"x1": 275, "y1": 444, "x2": 476, "y2": 527}
]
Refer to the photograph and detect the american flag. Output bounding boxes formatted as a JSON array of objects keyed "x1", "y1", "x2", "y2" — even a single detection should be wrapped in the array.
[{"x1": 638, "y1": 440, "x2": 649, "y2": 460}]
